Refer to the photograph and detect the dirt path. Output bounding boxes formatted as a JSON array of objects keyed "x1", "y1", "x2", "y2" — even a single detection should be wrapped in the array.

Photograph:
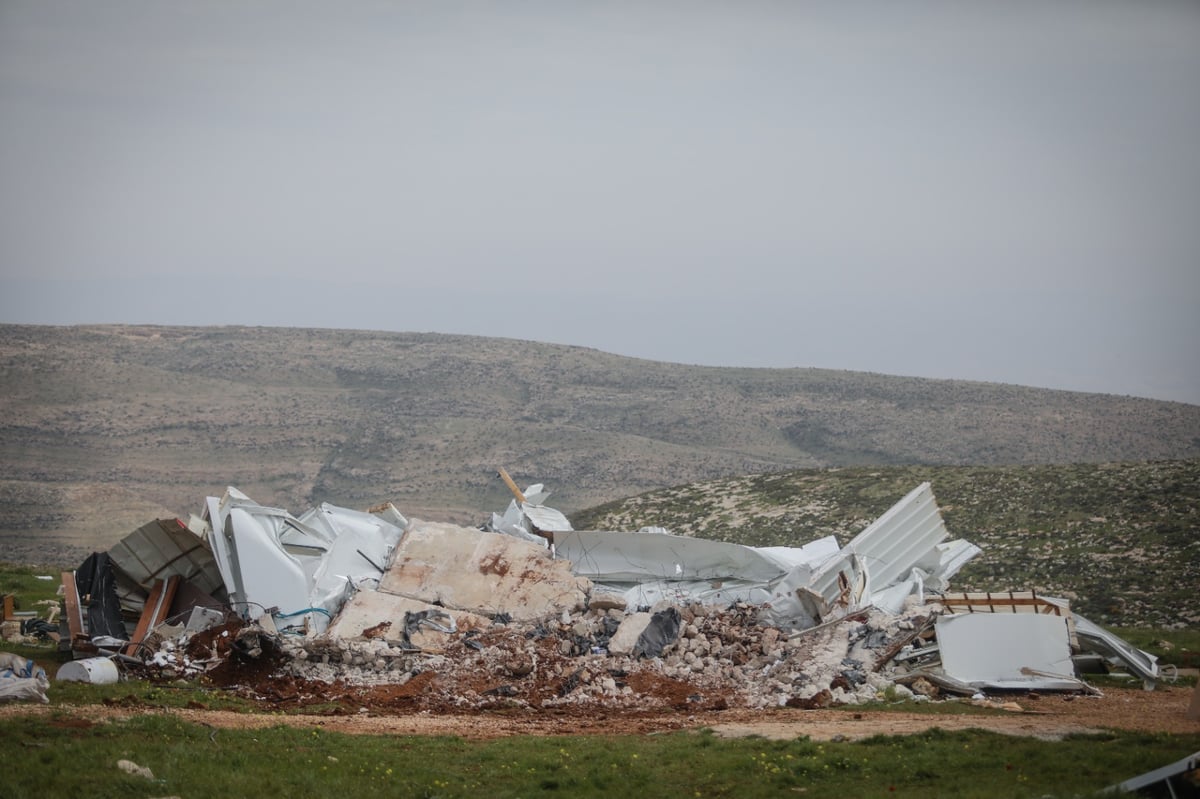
[{"x1": 5, "y1": 685, "x2": 1197, "y2": 741}]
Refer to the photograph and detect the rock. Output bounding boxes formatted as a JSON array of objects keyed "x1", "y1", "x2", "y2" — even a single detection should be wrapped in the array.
[
  {"x1": 588, "y1": 593, "x2": 627, "y2": 612},
  {"x1": 607, "y1": 612, "x2": 653, "y2": 656},
  {"x1": 909, "y1": 677, "x2": 939, "y2": 698},
  {"x1": 787, "y1": 689, "x2": 833, "y2": 709},
  {"x1": 116, "y1": 760, "x2": 155, "y2": 780},
  {"x1": 761, "y1": 627, "x2": 781, "y2": 654},
  {"x1": 503, "y1": 653, "x2": 534, "y2": 678}
]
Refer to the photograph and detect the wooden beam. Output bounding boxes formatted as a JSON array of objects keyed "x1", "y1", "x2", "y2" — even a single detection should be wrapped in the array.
[
  {"x1": 941, "y1": 592, "x2": 1064, "y2": 616},
  {"x1": 497, "y1": 467, "x2": 527, "y2": 504},
  {"x1": 61, "y1": 571, "x2": 85, "y2": 640},
  {"x1": 123, "y1": 575, "x2": 181, "y2": 656}
]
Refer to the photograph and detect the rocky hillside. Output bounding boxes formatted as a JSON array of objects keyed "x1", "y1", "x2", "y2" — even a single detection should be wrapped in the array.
[{"x1": 2, "y1": 324, "x2": 1198, "y2": 563}]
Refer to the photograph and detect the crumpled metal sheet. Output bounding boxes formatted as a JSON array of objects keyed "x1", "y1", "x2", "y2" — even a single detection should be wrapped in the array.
[
  {"x1": 108, "y1": 518, "x2": 225, "y2": 599},
  {"x1": 202, "y1": 488, "x2": 405, "y2": 633},
  {"x1": 555, "y1": 484, "x2": 978, "y2": 632}
]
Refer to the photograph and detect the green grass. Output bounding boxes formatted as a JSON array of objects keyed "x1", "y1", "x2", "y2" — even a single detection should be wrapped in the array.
[
  {"x1": 0, "y1": 561, "x2": 63, "y2": 608},
  {"x1": 1111, "y1": 626, "x2": 1200, "y2": 671},
  {"x1": 0, "y1": 715, "x2": 1196, "y2": 799}
]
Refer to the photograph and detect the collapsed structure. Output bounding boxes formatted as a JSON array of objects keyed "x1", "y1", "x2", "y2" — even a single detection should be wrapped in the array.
[{"x1": 2, "y1": 478, "x2": 1166, "y2": 709}]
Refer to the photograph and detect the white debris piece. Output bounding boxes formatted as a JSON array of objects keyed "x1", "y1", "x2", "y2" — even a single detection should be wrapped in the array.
[{"x1": 201, "y1": 488, "x2": 405, "y2": 633}]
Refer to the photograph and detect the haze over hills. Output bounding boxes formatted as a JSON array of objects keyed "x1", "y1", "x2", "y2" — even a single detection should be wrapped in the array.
[{"x1": 1, "y1": 323, "x2": 1198, "y2": 565}]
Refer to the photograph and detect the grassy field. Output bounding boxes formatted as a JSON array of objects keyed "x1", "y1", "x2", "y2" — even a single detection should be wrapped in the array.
[
  {"x1": 1, "y1": 712, "x2": 1196, "y2": 799},
  {"x1": 3, "y1": 566, "x2": 1198, "y2": 797}
]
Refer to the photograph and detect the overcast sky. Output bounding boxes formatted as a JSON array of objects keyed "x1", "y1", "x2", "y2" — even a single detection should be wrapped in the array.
[{"x1": 2, "y1": 2, "x2": 1198, "y2": 404}]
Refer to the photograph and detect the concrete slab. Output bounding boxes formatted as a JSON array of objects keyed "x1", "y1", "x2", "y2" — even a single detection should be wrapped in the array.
[
  {"x1": 326, "y1": 590, "x2": 491, "y2": 647},
  {"x1": 379, "y1": 521, "x2": 591, "y2": 621}
]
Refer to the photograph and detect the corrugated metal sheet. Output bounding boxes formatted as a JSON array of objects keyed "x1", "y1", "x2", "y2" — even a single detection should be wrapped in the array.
[
  {"x1": 108, "y1": 518, "x2": 225, "y2": 598},
  {"x1": 845, "y1": 482, "x2": 948, "y2": 589},
  {"x1": 807, "y1": 482, "x2": 952, "y2": 606}
]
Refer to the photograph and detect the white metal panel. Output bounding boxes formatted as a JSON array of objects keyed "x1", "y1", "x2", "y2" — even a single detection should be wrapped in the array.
[
  {"x1": 804, "y1": 484, "x2": 948, "y2": 607},
  {"x1": 202, "y1": 488, "x2": 407, "y2": 633},
  {"x1": 224, "y1": 506, "x2": 311, "y2": 622},
  {"x1": 845, "y1": 482, "x2": 948, "y2": 589},
  {"x1": 937, "y1": 612, "x2": 1082, "y2": 690},
  {"x1": 299, "y1": 502, "x2": 405, "y2": 613},
  {"x1": 554, "y1": 530, "x2": 787, "y2": 583},
  {"x1": 1071, "y1": 611, "x2": 1159, "y2": 687},
  {"x1": 521, "y1": 503, "x2": 573, "y2": 533},
  {"x1": 927, "y1": 539, "x2": 982, "y2": 590}
]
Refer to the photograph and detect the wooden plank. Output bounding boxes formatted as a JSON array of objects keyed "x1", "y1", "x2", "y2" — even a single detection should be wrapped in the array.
[
  {"x1": 941, "y1": 592, "x2": 1063, "y2": 616},
  {"x1": 61, "y1": 571, "x2": 85, "y2": 640},
  {"x1": 123, "y1": 575, "x2": 181, "y2": 656},
  {"x1": 2, "y1": 594, "x2": 12, "y2": 621},
  {"x1": 497, "y1": 467, "x2": 527, "y2": 504}
]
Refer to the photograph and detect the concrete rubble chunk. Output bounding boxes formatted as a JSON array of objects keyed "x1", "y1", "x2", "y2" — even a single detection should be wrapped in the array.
[
  {"x1": 587, "y1": 593, "x2": 627, "y2": 612},
  {"x1": 379, "y1": 520, "x2": 591, "y2": 621},
  {"x1": 326, "y1": 590, "x2": 491, "y2": 649},
  {"x1": 607, "y1": 612, "x2": 653, "y2": 656}
]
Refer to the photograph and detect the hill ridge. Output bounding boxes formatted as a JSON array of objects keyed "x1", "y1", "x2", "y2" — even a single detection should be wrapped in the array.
[{"x1": 2, "y1": 323, "x2": 1198, "y2": 564}]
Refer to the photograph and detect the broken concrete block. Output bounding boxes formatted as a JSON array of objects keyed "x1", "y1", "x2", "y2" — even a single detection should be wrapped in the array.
[
  {"x1": 588, "y1": 593, "x2": 627, "y2": 612},
  {"x1": 326, "y1": 590, "x2": 490, "y2": 649},
  {"x1": 607, "y1": 612, "x2": 653, "y2": 656},
  {"x1": 908, "y1": 676, "x2": 939, "y2": 697},
  {"x1": 379, "y1": 521, "x2": 591, "y2": 621}
]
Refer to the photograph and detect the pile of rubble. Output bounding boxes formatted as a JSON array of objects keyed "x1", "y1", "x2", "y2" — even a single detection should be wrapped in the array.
[
  {"x1": 2, "y1": 474, "x2": 1166, "y2": 710},
  {"x1": 274, "y1": 602, "x2": 927, "y2": 712}
]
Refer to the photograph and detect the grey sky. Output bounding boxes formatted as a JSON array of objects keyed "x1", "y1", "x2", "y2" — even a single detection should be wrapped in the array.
[{"x1": 2, "y1": 1, "x2": 1198, "y2": 404}]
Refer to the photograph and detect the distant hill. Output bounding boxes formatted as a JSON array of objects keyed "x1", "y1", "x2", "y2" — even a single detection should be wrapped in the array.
[
  {"x1": 2, "y1": 323, "x2": 1198, "y2": 564},
  {"x1": 573, "y1": 460, "x2": 1200, "y2": 628}
]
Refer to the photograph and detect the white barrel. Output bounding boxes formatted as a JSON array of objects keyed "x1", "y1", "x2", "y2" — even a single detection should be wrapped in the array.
[{"x1": 56, "y1": 657, "x2": 119, "y2": 684}]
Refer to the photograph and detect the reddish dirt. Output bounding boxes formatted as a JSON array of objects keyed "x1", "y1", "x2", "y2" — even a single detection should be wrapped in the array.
[
  {"x1": 5, "y1": 683, "x2": 1197, "y2": 741},
  {"x1": 10, "y1": 618, "x2": 1199, "y2": 741}
]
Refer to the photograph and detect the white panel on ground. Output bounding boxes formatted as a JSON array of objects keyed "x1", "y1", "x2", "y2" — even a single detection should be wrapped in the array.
[{"x1": 937, "y1": 612, "x2": 1082, "y2": 690}]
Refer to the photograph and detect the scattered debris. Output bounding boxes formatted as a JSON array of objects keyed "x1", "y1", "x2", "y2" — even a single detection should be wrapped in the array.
[
  {"x1": 0, "y1": 652, "x2": 49, "y2": 703},
  {"x1": 32, "y1": 474, "x2": 1166, "y2": 712},
  {"x1": 1102, "y1": 749, "x2": 1200, "y2": 797}
]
